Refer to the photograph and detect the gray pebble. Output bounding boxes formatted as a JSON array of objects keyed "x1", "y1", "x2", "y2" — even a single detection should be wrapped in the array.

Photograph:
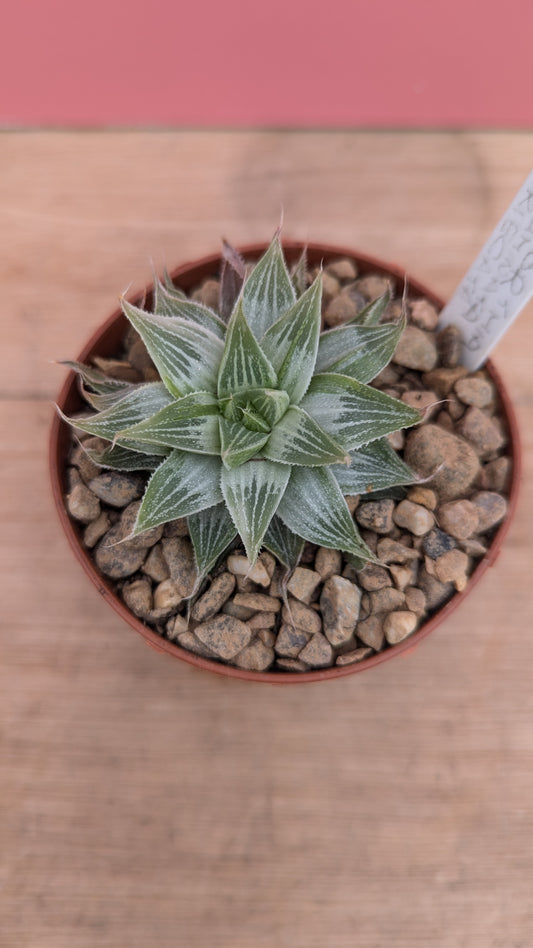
[
  {"x1": 356, "y1": 499, "x2": 395, "y2": 534},
  {"x1": 67, "y1": 482, "x2": 101, "y2": 524},
  {"x1": 191, "y1": 572, "x2": 236, "y2": 622},
  {"x1": 88, "y1": 471, "x2": 145, "y2": 507},
  {"x1": 195, "y1": 614, "x2": 252, "y2": 660}
]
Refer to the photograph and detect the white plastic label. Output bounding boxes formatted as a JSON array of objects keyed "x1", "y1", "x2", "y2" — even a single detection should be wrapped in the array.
[{"x1": 439, "y1": 169, "x2": 533, "y2": 370}]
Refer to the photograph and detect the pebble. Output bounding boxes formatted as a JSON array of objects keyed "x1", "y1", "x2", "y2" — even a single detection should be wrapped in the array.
[
  {"x1": 422, "y1": 366, "x2": 468, "y2": 396},
  {"x1": 120, "y1": 501, "x2": 164, "y2": 549},
  {"x1": 404, "y1": 586, "x2": 427, "y2": 615},
  {"x1": 479, "y1": 456, "x2": 512, "y2": 493},
  {"x1": 389, "y1": 563, "x2": 415, "y2": 591},
  {"x1": 376, "y1": 537, "x2": 420, "y2": 564},
  {"x1": 336, "y1": 647, "x2": 374, "y2": 666},
  {"x1": 357, "y1": 563, "x2": 392, "y2": 591},
  {"x1": 299, "y1": 633, "x2": 334, "y2": 668},
  {"x1": 286, "y1": 567, "x2": 322, "y2": 604},
  {"x1": 195, "y1": 614, "x2": 252, "y2": 661},
  {"x1": 454, "y1": 376, "x2": 494, "y2": 408},
  {"x1": 384, "y1": 611, "x2": 418, "y2": 645},
  {"x1": 437, "y1": 500, "x2": 479, "y2": 540},
  {"x1": 417, "y1": 567, "x2": 455, "y2": 610},
  {"x1": 410, "y1": 298, "x2": 439, "y2": 330},
  {"x1": 282, "y1": 599, "x2": 322, "y2": 636},
  {"x1": 320, "y1": 576, "x2": 361, "y2": 647},
  {"x1": 393, "y1": 325, "x2": 438, "y2": 371},
  {"x1": 404, "y1": 424, "x2": 480, "y2": 501},
  {"x1": 401, "y1": 389, "x2": 439, "y2": 419},
  {"x1": 326, "y1": 257, "x2": 358, "y2": 281},
  {"x1": 356, "y1": 614, "x2": 385, "y2": 650},
  {"x1": 406, "y1": 486, "x2": 437, "y2": 510},
  {"x1": 70, "y1": 442, "x2": 102, "y2": 482},
  {"x1": 233, "y1": 592, "x2": 281, "y2": 613},
  {"x1": 190, "y1": 572, "x2": 236, "y2": 621},
  {"x1": 314, "y1": 546, "x2": 343, "y2": 581},
  {"x1": 226, "y1": 554, "x2": 271, "y2": 587},
  {"x1": 436, "y1": 324, "x2": 462, "y2": 367},
  {"x1": 471, "y1": 491, "x2": 508, "y2": 533},
  {"x1": 422, "y1": 528, "x2": 457, "y2": 558},
  {"x1": 276, "y1": 658, "x2": 309, "y2": 673},
  {"x1": 162, "y1": 537, "x2": 197, "y2": 597},
  {"x1": 321, "y1": 271, "x2": 341, "y2": 304},
  {"x1": 94, "y1": 523, "x2": 148, "y2": 579},
  {"x1": 191, "y1": 278, "x2": 220, "y2": 310},
  {"x1": 257, "y1": 628, "x2": 276, "y2": 647},
  {"x1": 153, "y1": 578, "x2": 186, "y2": 613},
  {"x1": 393, "y1": 500, "x2": 434, "y2": 536},
  {"x1": 324, "y1": 293, "x2": 358, "y2": 327},
  {"x1": 83, "y1": 511, "x2": 111, "y2": 548},
  {"x1": 368, "y1": 587, "x2": 405, "y2": 613},
  {"x1": 275, "y1": 623, "x2": 311, "y2": 657},
  {"x1": 355, "y1": 274, "x2": 393, "y2": 301},
  {"x1": 434, "y1": 549, "x2": 470, "y2": 591},
  {"x1": 142, "y1": 543, "x2": 170, "y2": 582},
  {"x1": 355, "y1": 499, "x2": 395, "y2": 534},
  {"x1": 88, "y1": 472, "x2": 144, "y2": 507},
  {"x1": 222, "y1": 600, "x2": 256, "y2": 620},
  {"x1": 233, "y1": 640, "x2": 275, "y2": 672},
  {"x1": 247, "y1": 612, "x2": 277, "y2": 630},
  {"x1": 163, "y1": 518, "x2": 190, "y2": 537},
  {"x1": 122, "y1": 578, "x2": 153, "y2": 618},
  {"x1": 460, "y1": 537, "x2": 488, "y2": 558},
  {"x1": 176, "y1": 629, "x2": 216, "y2": 658},
  {"x1": 456, "y1": 407, "x2": 505, "y2": 459},
  {"x1": 66, "y1": 482, "x2": 101, "y2": 524}
]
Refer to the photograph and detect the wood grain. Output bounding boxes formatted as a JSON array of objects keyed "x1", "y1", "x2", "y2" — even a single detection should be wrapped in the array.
[{"x1": 1, "y1": 132, "x2": 532, "y2": 948}]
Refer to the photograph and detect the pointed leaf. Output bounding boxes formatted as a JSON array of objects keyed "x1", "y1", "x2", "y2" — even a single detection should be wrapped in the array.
[
  {"x1": 331, "y1": 438, "x2": 416, "y2": 494},
  {"x1": 219, "y1": 418, "x2": 269, "y2": 469},
  {"x1": 219, "y1": 239, "x2": 246, "y2": 322},
  {"x1": 348, "y1": 289, "x2": 391, "y2": 326},
  {"x1": 264, "y1": 406, "x2": 348, "y2": 466},
  {"x1": 79, "y1": 382, "x2": 136, "y2": 412},
  {"x1": 315, "y1": 318, "x2": 405, "y2": 383},
  {"x1": 152, "y1": 281, "x2": 226, "y2": 338},
  {"x1": 58, "y1": 382, "x2": 174, "y2": 442},
  {"x1": 60, "y1": 360, "x2": 131, "y2": 395},
  {"x1": 116, "y1": 392, "x2": 221, "y2": 455},
  {"x1": 290, "y1": 248, "x2": 308, "y2": 298},
  {"x1": 263, "y1": 516, "x2": 305, "y2": 570},
  {"x1": 121, "y1": 298, "x2": 224, "y2": 397},
  {"x1": 300, "y1": 373, "x2": 421, "y2": 451},
  {"x1": 133, "y1": 451, "x2": 223, "y2": 534},
  {"x1": 220, "y1": 388, "x2": 289, "y2": 431},
  {"x1": 242, "y1": 234, "x2": 296, "y2": 339},
  {"x1": 276, "y1": 466, "x2": 375, "y2": 560},
  {"x1": 83, "y1": 442, "x2": 164, "y2": 471},
  {"x1": 188, "y1": 504, "x2": 238, "y2": 580},
  {"x1": 217, "y1": 297, "x2": 277, "y2": 397},
  {"x1": 162, "y1": 268, "x2": 187, "y2": 295},
  {"x1": 221, "y1": 460, "x2": 290, "y2": 563},
  {"x1": 261, "y1": 276, "x2": 322, "y2": 403}
]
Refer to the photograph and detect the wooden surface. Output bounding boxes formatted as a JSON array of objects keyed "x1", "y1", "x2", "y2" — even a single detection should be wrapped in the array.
[{"x1": 1, "y1": 132, "x2": 532, "y2": 947}]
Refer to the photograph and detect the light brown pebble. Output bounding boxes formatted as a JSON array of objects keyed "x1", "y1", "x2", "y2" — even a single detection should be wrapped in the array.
[
  {"x1": 67, "y1": 482, "x2": 101, "y2": 524},
  {"x1": 314, "y1": 546, "x2": 343, "y2": 581},
  {"x1": 88, "y1": 472, "x2": 144, "y2": 507},
  {"x1": 369, "y1": 587, "x2": 405, "y2": 614},
  {"x1": 299, "y1": 634, "x2": 334, "y2": 669},
  {"x1": 324, "y1": 293, "x2": 358, "y2": 327},
  {"x1": 191, "y1": 278, "x2": 220, "y2": 310},
  {"x1": 387, "y1": 429, "x2": 405, "y2": 451},
  {"x1": 406, "y1": 486, "x2": 437, "y2": 510},
  {"x1": 410, "y1": 298, "x2": 439, "y2": 330},
  {"x1": 344, "y1": 494, "x2": 360, "y2": 514},
  {"x1": 247, "y1": 612, "x2": 277, "y2": 630},
  {"x1": 120, "y1": 501, "x2": 164, "y2": 549},
  {"x1": 233, "y1": 592, "x2": 281, "y2": 613},
  {"x1": 70, "y1": 442, "x2": 102, "y2": 482},
  {"x1": 393, "y1": 325, "x2": 438, "y2": 372},
  {"x1": 479, "y1": 456, "x2": 512, "y2": 493},
  {"x1": 456, "y1": 407, "x2": 505, "y2": 459},
  {"x1": 404, "y1": 424, "x2": 480, "y2": 501},
  {"x1": 161, "y1": 537, "x2": 197, "y2": 596},
  {"x1": 282, "y1": 598, "x2": 322, "y2": 636},
  {"x1": 287, "y1": 567, "x2": 322, "y2": 604},
  {"x1": 434, "y1": 549, "x2": 470, "y2": 591},
  {"x1": 83, "y1": 511, "x2": 111, "y2": 548},
  {"x1": 166, "y1": 614, "x2": 189, "y2": 641},
  {"x1": 94, "y1": 524, "x2": 147, "y2": 579},
  {"x1": 222, "y1": 600, "x2": 256, "y2": 620},
  {"x1": 393, "y1": 500, "x2": 435, "y2": 536},
  {"x1": 401, "y1": 389, "x2": 439, "y2": 420},
  {"x1": 190, "y1": 572, "x2": 236, "y2": 621},
  {"x1": 460, "y1": 537, "x2": 488, "y2": 558},
  {"x1": 336, "y1": 647, "x2": 374, "y2": 666},
  {"x1": 258, "y1": 551, "x2": 277, "y2": 579},
  {"x1": 276, "y1": 658, "x2": 309, "y2": 673},
  {"x1": 437, "y1": 499, "x2": 479, "y2": 540},
  {"x1": 153, "y1": 578, "x2": 186, "y2": 613},
  {"x1": 357, "y1": 564, "x2": 392, "y2": 591},
  {"x1": 163, "y1": 518, "x2": 190, "y2": 537},
  {"x1": 326, "y1": 258, "x2": 358, "y2": 281},
  {"x1": 355, "y1": 274, "x2": 393, "y2": 301},
  {"x1": 384, "y1": 611, "x2": 418, "y2": 644},
  {"x1": 356, "y1": 614, "x2": 385, "y2": 651},
  {"x1": 233, "y1": 640, "x2": 275, "y2": 672},
  {"x1": 176, "y1": 629, "x2": 216, "y2": 658},
  {"x1": 226, "y1": 554, "x2": 271, "y2": 587},
  {"x1": 417, "y1": 567, "x2": 455, "y2": 610},
  {"x1": 142, "y1": 543, "x2": 170, "y2": 582},
  {"x1": 321, "y1": 271, "x2": 341, "y2": 303},
  {"x1": 376, "y1": 538, "x2": 420, "y2": 564},
  {"x1": 274, "y1": 623, "x2": 311, "y2": 657},
  {"x1": 92, "y1": 356, "x2": 140, "y2": 382},
  {"x1": 257, "y1": 628, "x2": 276, "y2": 647},
  {"x1": 470, "y1": 491, "x2": 508, "y2": 533},
  {"x1": 389, "y1": 563, "x2": 415, "y2": 591},
  {"x1": 436, "y1": 324, "x2": 462, "y2": 367},
  {"x1": 122, "y1": 578, "x2": 153, "y2": 618},
  {"x1": 321, "y1": 575, "x2": 361, "y2": 647},
  {"x1": 454, "y1": 377, "x2": 495, "y2": 408},
  {"x1": 195, "y1": 614, "x2": 252, "y2": 660},
  {"x1": 404, "y1": 586, "x2": 427, "y2": 615},
  {"x1": 355, "y1": 499, "x2": 395, "y2": 535},
  {"x1": 422, "y1": 366, "x2": 468, "y2": 396}
]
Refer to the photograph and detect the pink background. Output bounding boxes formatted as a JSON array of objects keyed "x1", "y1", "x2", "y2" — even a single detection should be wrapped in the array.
[{"x1": 2, "y1": 0, "x2": 533, "y2": 127}]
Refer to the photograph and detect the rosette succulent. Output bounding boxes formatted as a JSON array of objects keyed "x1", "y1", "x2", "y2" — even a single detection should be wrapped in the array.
[{"x1": 61, "y1": 234, "x2": 422, "y2": 582}]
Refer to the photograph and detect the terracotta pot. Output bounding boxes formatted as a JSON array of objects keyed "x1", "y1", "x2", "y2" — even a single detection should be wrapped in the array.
[{"x1": 50, "y1": 242, "x2": 521, "y2": 683}]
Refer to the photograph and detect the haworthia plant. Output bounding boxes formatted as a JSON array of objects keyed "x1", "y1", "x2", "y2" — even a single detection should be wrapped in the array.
[{"x1": 61, "y1": 233, "x2": 421, "y2": 582}]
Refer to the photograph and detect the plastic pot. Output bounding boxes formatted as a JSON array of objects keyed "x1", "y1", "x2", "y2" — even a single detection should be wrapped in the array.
[{"x1": 50, "y1": 242, "x2": 521, "y2": 682}]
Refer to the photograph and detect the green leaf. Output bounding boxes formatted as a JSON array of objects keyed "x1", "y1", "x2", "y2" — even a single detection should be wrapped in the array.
[
  {"x1": 290, "y1": 248, "x2": 308, "y2": 298},
  {"x1": 220, "y1": 388, "x2": 289, "y2": 432},
  {"x1": 60, "y1": 360, "x2": 132, "y2": 395},
  {"x1": 349, "y1": 290, "x2": 391, "y2": 326},
  {"x1": 221, "y1": 459, "x2": 291, "y2": 563},
  {"x1": 83, "y1": 442, "x2": 165, "y2": 471},
  {"x1": 314, "y1": 318, "x2": 405, "y2": 384},
  {"x1": 116, "y1": 392, "x2": 221, "y2": 455},
  {"x1": 162, "y1": 268, "x2": 187, "y2": 295},
  {"x1": 217, "y1": 297, "x2": 277, "y2": 398},
  {"x1": 58, "y1": 382, "x2": 174, "y2": 442},
  {"x1": 264, "y1": 406, "x2": 349, "y2": 466},
  {"x1": 263, "y1": 516, "x2": 305, "y2": 570},
  {"x1": 133, "y1": 450, "x2": 223, "y2": 534},
  {"x1": 152, "y1": 281, "x2": 226, "y2": 338},
  {"x1": 188, "y1": 504, "x2": 238, "y2": 580},
  {"x1": 276, "y1": 466, "x2": 375, "y2": 560},
  {"x1": 242, "y1": 233, "x2": 296, "y2": 339},
  {"x1": 219, "y1": 418, "x2": 269, "y2": 469},
  {"x1": 261, "y1": 276, "x2": 322, "y2": 404},
  {"x1": 300, "y1": 373, "x2": 421, "y2": 451},
  {"x1": 219, "y1": 239, "x2": 246, "y2": 323},
  {"x1": 331, "y1": 438, "x2": 416, "y2": 494},
  {"x1": 121, "y1": 298, "x2": 224, "y2": 397}
]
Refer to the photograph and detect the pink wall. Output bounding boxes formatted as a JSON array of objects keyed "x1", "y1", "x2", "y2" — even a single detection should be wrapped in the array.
[{"x1": 2, "y1": 0, "x2": 533, "y2": 127}]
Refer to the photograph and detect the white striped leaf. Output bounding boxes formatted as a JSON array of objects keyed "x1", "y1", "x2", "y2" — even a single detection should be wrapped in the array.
[
  {"x1": 261, "y1": 277, "x2": 322, "y2": 403},
  {"x1": 152, "y1": 281, "x2": 226, "y2": 338},
  {"x1": 300, "y1": 373, "x2": 421, "y2": 451},
  {"x1": 263, "y1": 516, "x2": 305, "y2": 570},
  {"x1": 264, "y1": 406, "x2": 349, "y2": 466},
  {"x1": 115, "y1": 392, "x2": 221, "y2": 455},
  {"x1": 348, "y1": 290, "x2": 391, "y2": 326},
  {"x1": 242, "y1": 233, "x2": 296, "y2": 339},
  {"x1": 121, "y1": 299, "x2": 224, "y2": 397},
  {"x1": 220, "y1": 388, "x2": 289, "y2": 431},
  {"x1": 83, "y1": 443, "x2": 165, "y2": 471},
  {"x1": 188, "y1": 504, "x2": 238, "y2": 581},
  {"x1": 331, "y1": 437, "x2": 416, "y2": 494},
  {"x1": 60, "y1": 360, "x2": 132, "y2": 395},
  {"x1": 162, "y1": 268, "x2": 187, "y2": 296},
  {"x1": 276, "y1": 466, "x2": 376, "y2": 560},
  {"x1": 58, "y1": 382, "x2": 174, "y2": 442},
  {"x1": 315, "y1": 318, "x2": 405, "y2": 383},
  {"x1": 217, "y1": 298, "x2": 278, "y2": 398},
  {"x1": 219, "y1": 418, "x2": 269, "y2": 469},
  {"x1": 133, "y1": 451, "x2": 223, "y2": 534},
  {"x1": 221, "y1": 459, "x2": 291, "y2": 563},
  {"x1": 290, "y1": 248, "x2": 308, "y2": 298}
]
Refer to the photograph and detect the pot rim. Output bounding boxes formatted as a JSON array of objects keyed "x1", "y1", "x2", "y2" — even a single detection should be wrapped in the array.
[{"x1": 49, "y1": 241, "x2": 522, "y2": 683}]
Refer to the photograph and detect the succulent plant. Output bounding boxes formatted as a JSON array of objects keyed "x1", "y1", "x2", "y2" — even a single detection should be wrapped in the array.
[{"x1": 61, "y1": 234, "x2": 422, "y2": 582}]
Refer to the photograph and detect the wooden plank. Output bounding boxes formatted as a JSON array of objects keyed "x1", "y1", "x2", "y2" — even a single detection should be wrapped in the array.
[{"x1": 1, "y1": 133, "x2": 533, "y2": 948}]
